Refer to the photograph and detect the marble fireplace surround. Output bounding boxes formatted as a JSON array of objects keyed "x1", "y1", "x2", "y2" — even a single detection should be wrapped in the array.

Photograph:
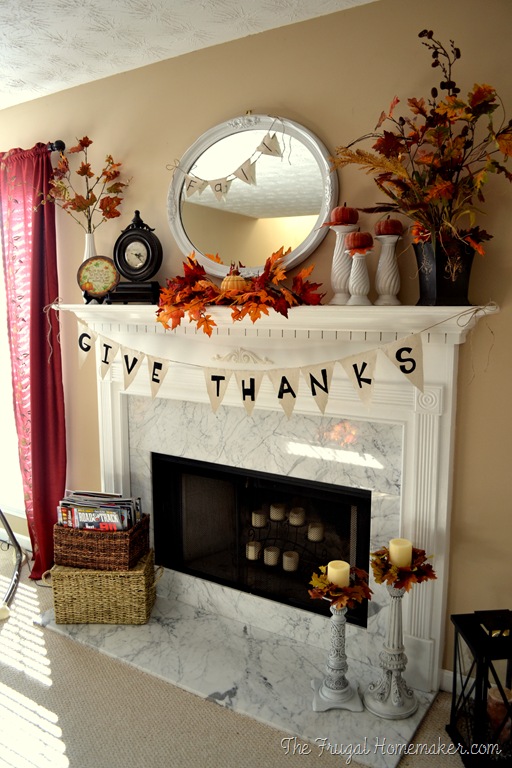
[{"x1": 64, "y1": 303, "x2": 484, "y2": 699}]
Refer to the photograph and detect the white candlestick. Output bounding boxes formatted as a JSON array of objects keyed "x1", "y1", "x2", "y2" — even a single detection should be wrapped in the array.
[
  {"x1": 327, "y1": 560, "x2": 350, "y2": 588},
  {"x1": 389, "y1": 538, "x2": 412, "y2": 568}
]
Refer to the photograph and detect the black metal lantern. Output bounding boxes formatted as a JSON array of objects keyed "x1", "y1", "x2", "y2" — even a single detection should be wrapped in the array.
[{"x1": 447, "y1": 610, "x2": 512, "y2": 765}]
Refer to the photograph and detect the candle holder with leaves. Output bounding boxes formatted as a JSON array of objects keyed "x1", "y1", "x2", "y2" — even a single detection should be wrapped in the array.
[
  {"x1": 309, "y1": 562, "x2": 372, "y2": 712},
  {"x1": 364, "y1": 541, "x2": 437, "y2": 719}
]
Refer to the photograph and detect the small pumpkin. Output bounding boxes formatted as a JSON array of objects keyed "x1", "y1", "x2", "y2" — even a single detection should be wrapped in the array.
[
  {"x1": 345, "y1": 231, "x2": 373, "y2": 253},
  {"x1": 221, "y1": 263, "x2": 249, "y2": 292},
  {"x1": 375, "y1": 216, "x2": 403, "y2": 236},
  {"x1": 330, "y1": 203, "x2": 359, "y2": 225}
]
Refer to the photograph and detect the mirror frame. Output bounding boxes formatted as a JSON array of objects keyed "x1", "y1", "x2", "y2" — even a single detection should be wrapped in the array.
[{"x1": 167, "y1": 114, "x2": 338, "y2": 278}]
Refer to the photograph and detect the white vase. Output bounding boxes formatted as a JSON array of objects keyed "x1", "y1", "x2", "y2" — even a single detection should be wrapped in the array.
[
  {"x1": 329, "y1": 224, "x2": 359, "y2": 305},
  {"x1": 347, "y1": 251, "x2": 372, "y2": 305},
  {"x1": 374, "y1": 235, "x2": 401, "y2": 305},
  {"x1": 83, "y1": 232, "x2": 97, "y2": 262}
]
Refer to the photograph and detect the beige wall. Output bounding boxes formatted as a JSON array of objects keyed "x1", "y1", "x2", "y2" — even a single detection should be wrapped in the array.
[{"x1": 1, "y1": 0, "x2": 511, "y2": 672}]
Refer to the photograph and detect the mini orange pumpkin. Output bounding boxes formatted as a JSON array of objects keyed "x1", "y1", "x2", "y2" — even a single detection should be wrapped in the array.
[
  {"x1": 375, "y1": 216, "x2": 403, "y2": 236},
  {"x1": 330, "y1": 203, "x2": 359, "y2": 225},
  {"x1": 221, "y1": 263, "x2": 249, "y2": 292},
  {"x1": 345, "y1": 231, "x2": 373, "y2": 253}
]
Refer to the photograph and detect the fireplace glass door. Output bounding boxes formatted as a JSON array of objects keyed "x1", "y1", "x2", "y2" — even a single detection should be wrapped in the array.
[{"x1": 152, "y1": 453, "x2": 371, "y2": 626}]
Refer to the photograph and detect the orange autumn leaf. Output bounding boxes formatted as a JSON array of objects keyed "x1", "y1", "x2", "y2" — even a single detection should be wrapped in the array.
[{"x1": 497, "y1": 129, "x2": 512, "y2": 157}]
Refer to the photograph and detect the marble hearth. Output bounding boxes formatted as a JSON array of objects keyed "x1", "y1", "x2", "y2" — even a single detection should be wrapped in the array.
[{"x1": 51, "y1": 303, "x2": 489, "y2": 766}]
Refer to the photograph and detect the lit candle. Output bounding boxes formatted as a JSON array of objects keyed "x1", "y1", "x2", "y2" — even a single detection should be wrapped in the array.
[
  {"x1": 327, "y1": 560, "x2": 350, "y2": 588},
  {"x1": 389, "y1": 538, "x2": 412, "y2": 568}
]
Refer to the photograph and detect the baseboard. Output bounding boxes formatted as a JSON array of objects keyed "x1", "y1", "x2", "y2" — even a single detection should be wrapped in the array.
[
  {"x1": 440, "y1": 668, "x2": 454, "y2": 693},
  {"x1": 0, "y1": 526, "x2": 32, "y2": 554}
]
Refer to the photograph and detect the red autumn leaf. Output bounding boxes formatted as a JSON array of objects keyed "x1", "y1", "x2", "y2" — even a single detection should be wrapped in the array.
[{"x1": 373, "y1": 130, "x2": 406, "y2": 158}]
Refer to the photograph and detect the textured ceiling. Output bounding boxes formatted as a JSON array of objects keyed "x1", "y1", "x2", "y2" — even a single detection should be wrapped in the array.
[{"x1": 0, "y1": 0, "x2": 378, "y2": 111}]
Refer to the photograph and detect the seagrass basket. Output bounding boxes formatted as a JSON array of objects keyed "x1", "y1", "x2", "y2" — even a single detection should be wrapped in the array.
[
  {"x1": 44, "y1": 550, "x2": 157, "y2": 624},
  {"x1": 53, "y1": 514, "x2": 149, "y2": 571}
]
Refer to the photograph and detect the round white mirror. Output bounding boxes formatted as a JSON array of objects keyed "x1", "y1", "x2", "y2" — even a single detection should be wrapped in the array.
[{"x1": 167, "y1": 115, "x2": 338, "y2": 278}]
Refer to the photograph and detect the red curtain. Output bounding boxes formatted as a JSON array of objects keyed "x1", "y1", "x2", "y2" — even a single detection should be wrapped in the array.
[{"x1": 0, "y1": 143, "x2": 66, "y2": 579}]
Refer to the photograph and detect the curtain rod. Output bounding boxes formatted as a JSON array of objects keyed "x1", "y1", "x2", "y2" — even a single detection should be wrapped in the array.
[{"x1": 47, "y1": 140, "x2": 65, "y2": 152}]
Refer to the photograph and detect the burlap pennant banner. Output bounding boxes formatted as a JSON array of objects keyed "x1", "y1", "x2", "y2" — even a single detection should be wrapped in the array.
[
  {"x1": 77, "y1": 321, "x2": 97, "y2": 368},
  {"x1": 235, "y1": 370, "x2": 265, "y2": 415},
  {"x1": 300, "y1": 363, "x2": 335, "y2": 414},
  {"x1": 268, "y1": 368, "x2": 301, "y2": 418},
  {"x1": 77, "y1": 323, "x2": 432, "y2": 415},
  {"x1": 98, "y1": 336, "x2": 120, "y2": 380},
  {"x1": 204, "y1": 369, "x2": 233, "y2": 413},
  {"x1": 382, "y1": 333, "x2": 424, "y2": 392},
  {"x1": 120, "y1": 346, "x2": 145, "y2": 390},
  {"x1": 340, "y1": 349, "x2": 378, "y2": 407},
  {"x1": 147, "y1": 355, "x2": 171, "y2": 399}
]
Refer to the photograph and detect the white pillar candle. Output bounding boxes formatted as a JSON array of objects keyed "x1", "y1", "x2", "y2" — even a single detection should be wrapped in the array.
[
  {"x1": 246, "y1": 541, "x2": 261, "y2": 561},
  {"x1": 307, "y1": 522, "x2": 324, "y2": 542},
  {"x1": 282, "y1": 551, "x2": 299, "y2": 572},
  {"x1": 389, "y1": 538, "x2": 412, "y2": 567},
  {"x1": 289, "y1": 507, "x2": 305, "y2": 526},
  {"x1": 270, "y1": 503, "x2": 286, "y2": 521},
  {"x1": 251, "y1": 511, "x2": 267, "y2": 528},
  {"x1": 264, "y1": 546, "x2": 280, "y2": 566},
  {"x1": 327, "y1": 560, "x2": 350, "y2": 588}
]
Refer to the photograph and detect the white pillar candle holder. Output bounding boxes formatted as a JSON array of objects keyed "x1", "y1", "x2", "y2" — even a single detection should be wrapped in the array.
[
  {"x1": 312, "y1": 604, "x2": 364, "y2": 712},
  {"x1": 329, "y1": 224, "x2": 359, "y2": 305},
  {"x1": 363, "y1": 585, "x2": 418, "y2": 719},
  {"x1": 347, "y1": 251, "x2": 372, "y2": 305},
  {"x1": 374, "y1": 234, "x2": 401, "y2": 306}
]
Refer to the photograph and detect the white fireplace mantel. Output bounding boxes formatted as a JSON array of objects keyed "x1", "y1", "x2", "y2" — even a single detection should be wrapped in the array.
[{"x1": 58, "y1": 302, "x2": 495, "y2": 693}]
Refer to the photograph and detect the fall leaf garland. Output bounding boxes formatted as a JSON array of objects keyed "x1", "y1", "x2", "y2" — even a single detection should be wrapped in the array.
[
  {"x1": 157, "y1": 248, "x2": 324, "y2": 336},
  {"x1": 308, "y1": 565, "x2": 372, "y2": 610},
  {"x1": 370, "y1": 547, "x2": 437, "y2": 592}
]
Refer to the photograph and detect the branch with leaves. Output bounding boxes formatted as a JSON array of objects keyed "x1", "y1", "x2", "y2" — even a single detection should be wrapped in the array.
[
  {"x1": 47, "y1": 136, "x2": 129, "y2": 233},
  {"x1": 156, "y1": 248, "x2": 324, "y2": 336},
  {"x1": 331, "y1": 29, "x2": 512, "y2": 274}
]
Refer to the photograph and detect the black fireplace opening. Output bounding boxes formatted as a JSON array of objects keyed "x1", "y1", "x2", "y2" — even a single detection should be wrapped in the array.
[{"x1": 152, "y1": 452, "x2": 372, "y2": 627}]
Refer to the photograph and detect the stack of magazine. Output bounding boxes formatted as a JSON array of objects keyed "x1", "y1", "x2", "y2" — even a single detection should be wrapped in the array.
[{"x1": 57, "y1": 490, "x2": 143, "y2": 531}]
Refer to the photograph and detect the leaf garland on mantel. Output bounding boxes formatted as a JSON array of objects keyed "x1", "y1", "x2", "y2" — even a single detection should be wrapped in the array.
[{"x1": 156, "y1": 248, "x2": 324, "y2": 336}]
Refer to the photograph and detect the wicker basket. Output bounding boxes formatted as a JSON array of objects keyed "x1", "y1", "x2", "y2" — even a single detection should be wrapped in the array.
[
  {"x1": 44, "y1": 550, "x2": 157, "y2": 624},
  {"x1": 53, "y1": 514, "x2": 149, "y2": 571}
]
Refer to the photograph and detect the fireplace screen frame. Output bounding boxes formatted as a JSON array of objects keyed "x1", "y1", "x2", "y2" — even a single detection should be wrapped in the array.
[{"x1": 152, "y1": 452, "x2": 371, "y2": 627}]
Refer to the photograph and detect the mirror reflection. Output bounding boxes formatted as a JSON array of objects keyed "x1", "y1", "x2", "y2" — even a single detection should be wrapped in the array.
[{"x1": 168, "y1": 115, "x2": 338, "y2": 277}]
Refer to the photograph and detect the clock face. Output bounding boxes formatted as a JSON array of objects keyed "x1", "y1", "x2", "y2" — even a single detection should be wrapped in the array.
[
  {"x1": 125, "y1": 241, "x2": 149, "y2": 270},
  {"x1": 113, "y1": 223, "x2": 163, "y2": 282}
]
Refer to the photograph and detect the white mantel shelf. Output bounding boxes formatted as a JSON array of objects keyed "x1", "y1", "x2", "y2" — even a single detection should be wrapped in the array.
[{"x1": 58, "y1": 303, "x2": 492, "y2": 345}]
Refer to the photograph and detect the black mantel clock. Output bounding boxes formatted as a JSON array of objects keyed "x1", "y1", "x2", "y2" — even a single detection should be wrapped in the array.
[{"x1": 106, "y1": 211, "x2": 163, "y2": 304}]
